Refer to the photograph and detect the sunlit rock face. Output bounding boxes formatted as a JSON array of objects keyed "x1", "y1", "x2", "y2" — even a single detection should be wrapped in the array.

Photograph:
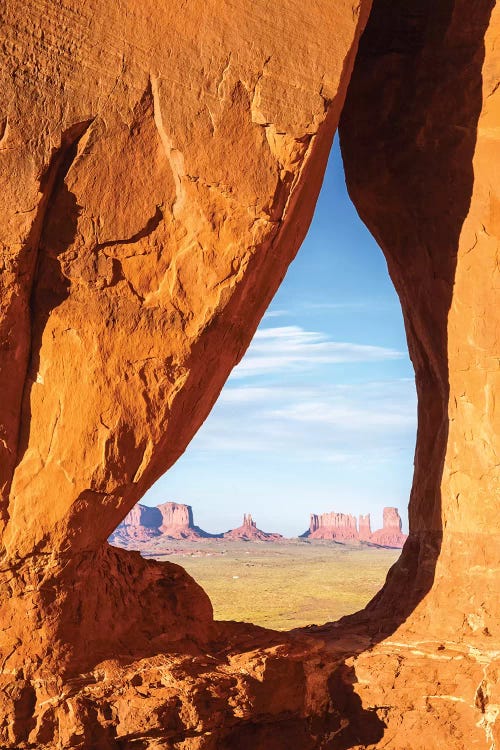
[
  {"x1": 0, "y1": 0, "x2": 370, "y2": 721},
  {"x1": 156, "y1": 501, "x2": 211, "y2": 539},
  {"x1": 0, "y1": 0, "x2": 368, "y2": 567},
  {"x1": 0, "y1": 0, "x2": 498, "y2": 746},
  {"x1": 110, "y1": 503, "x2": 163, "y2": 543}
]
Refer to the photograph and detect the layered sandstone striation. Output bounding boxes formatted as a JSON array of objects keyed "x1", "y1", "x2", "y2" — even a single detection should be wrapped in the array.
[
  {"x1": 0, "y1": 0, "x2": 498, "y2": 747},
  {"x1": 223, "y1": 513, "x2": 283, "y2": 541}
]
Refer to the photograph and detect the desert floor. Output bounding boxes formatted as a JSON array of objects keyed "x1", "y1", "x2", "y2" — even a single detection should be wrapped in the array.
[{"x1": 145, "y1": 540, "x2": 401, "y2": 630}]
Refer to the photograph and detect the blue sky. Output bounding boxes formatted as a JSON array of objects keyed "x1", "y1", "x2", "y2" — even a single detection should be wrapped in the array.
[{"x1": 142, "y1": 138, "x2": 417, "y2": 536}]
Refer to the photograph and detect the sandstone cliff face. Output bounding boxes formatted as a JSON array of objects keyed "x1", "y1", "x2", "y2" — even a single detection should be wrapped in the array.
[
  {"x1": 223, "y1": 513, "x2": 283, "y2": 541},
  {"x1": 340, "y1": 0, "x2": 500, "y2": 638},
  {"x1": 307, "y1": 511, "x2": 359, "y2": 541},
  {"x1": 0, "y1": 1, "x2": 369, "y2": 564},
  {"x1": 158, "y1": 502, "x2": 193, "y2": 533},
  {"x1": 337, "y1": 0, "x2": 500, "y2": 745},
  {"x1": 304, "y1": 508, "x2": 407, "y2": 548},
  {"x1": 0, "y1": 0, "x2": 498, "y2": 747},
  {"x1": 0, "y1": 0, "x2": 370, "y2": 682},
  {"x1": 382, "y1": 507, "x2": 402, "y2": 531},
  {"x1": 157, "y1": 501, "x2": 211, "y2": 539}
]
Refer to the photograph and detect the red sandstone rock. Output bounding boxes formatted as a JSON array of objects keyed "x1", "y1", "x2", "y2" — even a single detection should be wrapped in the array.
[
  {"x1": 303, "y1": 508, "x2": 406, "y2": 548},
  {"x1": 110, "y1": 501, "x2": 211, "y2": 545},
  {"x1": 0, "y1": 0, "x2": 498, "y2": 746},
  {"x1": 109, "y1": 503, "x2": 162, "y2": 544},
  {"x1": 370, "y1": 507, "x2": 407, "y2": 549},
  {"x1": 338, "y1": 0, "x2": 500, "y2": 744},
  {"x1": 157, "y1": 501, "x2": 211, "y2": 540},
  {"x1": 223, "y1": 514, "x2": 283, "y2": 541},
  {"x1": 0, "y1": 0, "x2": 369, "y2": 687},
  {"x1": 358, "y1": 513, "x2": 372, "y2": 541},
  {"x1": 0, "y1": 0, "x2": 370, "y2": 693},
  {"x1": 305, "y1": 511, "x2": 359, "y2": 541}
]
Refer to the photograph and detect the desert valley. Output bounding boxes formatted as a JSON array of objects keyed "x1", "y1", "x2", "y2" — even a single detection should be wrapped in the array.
[{"x1": 109, "y1": 502, "x2": 406, "y2": 629}]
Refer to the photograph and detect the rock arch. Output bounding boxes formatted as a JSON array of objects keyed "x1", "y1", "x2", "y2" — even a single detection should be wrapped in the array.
[{"x1": 0, "y1": 0, "x2": 498, "y2": 746}]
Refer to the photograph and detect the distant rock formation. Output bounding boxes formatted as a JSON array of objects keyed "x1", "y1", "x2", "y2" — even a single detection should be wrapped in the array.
[
  {"x1": 358, "y1": 514, "x2": 372, "y2": 541},
  {"x1": 302, "y1": 508, "x2": 407, "y2": 548},
  {"x1": 110, "y1": 501, "x2": 212, "y2": 545},
  {"x1": 223, "y1": 514, "x2": 283, "y2": 541},
  {"x1": 157, "y1": 501, "x2": 211, "y2": 540},
  {"x1": 111, "y1": 503, "x2": 407, "y2": 549},
  {"x1": 370, "y1": 507, "x2": 407, "y2": 549},
  {"x1": 306, "y1": 512, "x2": 359, "y2": 541},
  {"x1": 109, "y1": 504, "x2": 163, "y2": 545}
]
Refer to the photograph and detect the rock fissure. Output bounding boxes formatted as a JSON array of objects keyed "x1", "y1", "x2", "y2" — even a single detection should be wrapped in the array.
[
  {"x1": 94, "y1": 205, "x2": 164, "y2": 251},
  {"x1": 150, "y1": 73, "x2": 186, "y2": 218},
  {"x1": 1, "y1": 120, "x2": 94, "y2": 526}
]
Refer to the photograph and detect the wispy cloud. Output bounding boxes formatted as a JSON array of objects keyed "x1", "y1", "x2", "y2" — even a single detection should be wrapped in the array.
[
  {"x1": 271, "y1": 399, "x2": 414, "y2": 429},
  {"x1": 192, "y1": 378, "x2": 417, "y2": 463},
  {"x1": 302, "y1": 301, "x2": 370, "y2": 311},
  {"x1": 301, "y1": 300, "x2": 395, "y2": 312},
  {"x1": 231, "y1": 326, "x2": 404, "y2": 379},
  {"x1": 262, "y1": 309, "x2": 290, "y2": 319},
  {"x1": 217, "y1": 386, "x2": 278, "y2": 404}
]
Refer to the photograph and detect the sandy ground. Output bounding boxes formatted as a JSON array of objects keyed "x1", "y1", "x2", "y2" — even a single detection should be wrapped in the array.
[{"x1": 144, "y1": 540, "x2": 401, "y2": 630}]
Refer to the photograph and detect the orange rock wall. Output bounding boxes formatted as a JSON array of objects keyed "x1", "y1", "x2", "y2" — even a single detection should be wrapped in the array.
[
  {"x1": 0, "y1": 0, "x2": 371, "y2": 677},
  {"x1": 1, "y1": 0, "x2": 370, "y2": 561},
  {"x1": 337, "y1": 2, "x2": 500, "y2": 745},
  {"x1": 340, "y1": 0, "x2": 500, "y2": 639},
  {"x1": 0, "y1": 0, "x2": 498, "y2": 746}
]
